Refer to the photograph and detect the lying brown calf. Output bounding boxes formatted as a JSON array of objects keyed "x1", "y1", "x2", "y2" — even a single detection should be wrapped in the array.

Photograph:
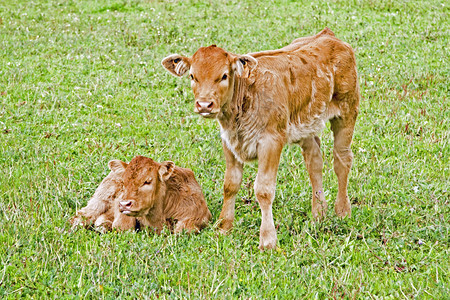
[{"x1": 70, "y1": 156, "x2": 211, "y2": 233}]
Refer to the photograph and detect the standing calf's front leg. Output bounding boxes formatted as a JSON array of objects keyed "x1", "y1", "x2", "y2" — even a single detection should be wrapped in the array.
[
  {"x1": 218, "y1": 141, "x2": 243, "y2": 233},
  {"x1": 255, "y1": 138, "x2": 283, "y2": 250}
]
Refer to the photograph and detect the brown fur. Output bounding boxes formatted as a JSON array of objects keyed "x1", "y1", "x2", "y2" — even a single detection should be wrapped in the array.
[
  {"x1": 162, "y1": 28, "x2": 360, "y2": 249},
  {"x1": 70, "y1": 156, "x2": 211, "y2": 233}
]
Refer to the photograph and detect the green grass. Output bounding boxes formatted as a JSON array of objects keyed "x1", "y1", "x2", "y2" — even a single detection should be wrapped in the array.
[{"x1": 1, "y1": 0, "x2": 449, "y2": 298}]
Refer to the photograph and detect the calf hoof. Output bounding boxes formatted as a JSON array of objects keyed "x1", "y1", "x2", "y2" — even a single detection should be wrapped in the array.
[
  {"x1": 69, "y1": 216, "x2": 81, "y2": 227},
  {"x1": 312, "y1": 194, "x2": 328, "y2": 220},
  {"x1": 258, "y1": 230, "x2": 277, "y2": 251},
  {"x1": 312, "y1": 203, "x2": 328, "y2": 220},
  {"x1": 334, "y1": 199, "x2": 351, "y2": 218},
  {"x1": 218, "y1": 219, "x2": 233, "y2": 234},
  {"x1": 93, "y1": 215, "x2": 112, "y2": 233},
  {"x1": 69, "y1": 215, "x2": 89, "y2": 229},
  {"x1": 93, "y1": 225, "x2": 110, "y2": 234}
]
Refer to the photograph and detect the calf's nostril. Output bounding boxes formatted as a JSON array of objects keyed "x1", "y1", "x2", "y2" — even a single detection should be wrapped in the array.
[
  {"x1": 120, "y1": 200, "x2": 132, "y2": 208},
  {"x1": 195, "y1": 101, "x2": 214, "y2": 111}
]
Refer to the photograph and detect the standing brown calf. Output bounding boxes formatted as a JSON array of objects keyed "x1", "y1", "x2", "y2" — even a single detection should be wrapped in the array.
[
  {"x1": 70, "y1": 156, "x2": 211, "y2": 233},
  {"x1": 162, "y1": 28, "x2": 360, "y2": 250}
]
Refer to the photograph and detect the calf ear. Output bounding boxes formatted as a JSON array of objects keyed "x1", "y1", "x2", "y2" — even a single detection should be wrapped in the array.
[
  {"x1": 161, "y1": 54, "x2": 191, "y2": 77},
  {"x1": 233, "y1": 55, "x2": 258, "y2": 78},
  {"x1": 108, "y1": 160, "x2": 128, "y2": 174},
  {"x1": 158, "y1": 161, "x2": 175, "y2": 182}
]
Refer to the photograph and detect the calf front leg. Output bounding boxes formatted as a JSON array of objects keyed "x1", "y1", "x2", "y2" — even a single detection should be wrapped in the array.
[
  {"x1": 112, "y1": 212, "x2": 136, "y2": 231},
  {"x1": 255, "y1": 138, "x2": 283, "y2": 250},
  {"x1": 94, "y1": 208, "x2": 115, "y2": 232},
  {"x1": 70, "y1": 195, "x2": 110, "y2": 228},
  {"x1": 218, "y1": 141, "x2": 244, "y2": 233}
]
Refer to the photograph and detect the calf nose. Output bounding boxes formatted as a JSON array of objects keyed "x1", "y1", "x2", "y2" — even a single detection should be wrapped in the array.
[
  {"x1": 195, "y1": 101, "x2": 214, "y2": 114},
  {"x1": 119, "y1": 200, "x2": 133, "y2": 211}
]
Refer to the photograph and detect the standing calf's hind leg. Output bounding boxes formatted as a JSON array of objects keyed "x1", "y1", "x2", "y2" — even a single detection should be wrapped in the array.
[
  {"x1": 301, "y1": 136, "x2": 327, "y2": 219},
  {"x1": 330, "y1": 116, "x2": 356, "y2": 218}
]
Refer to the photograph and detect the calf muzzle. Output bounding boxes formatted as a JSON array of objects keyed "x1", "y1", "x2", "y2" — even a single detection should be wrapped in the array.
[
  {"x1": 194, "y1": 100, "x2": 215, "y2": 117},
  {"x1": 119, "y1": 200, "x2": 133, "y2": 214}
]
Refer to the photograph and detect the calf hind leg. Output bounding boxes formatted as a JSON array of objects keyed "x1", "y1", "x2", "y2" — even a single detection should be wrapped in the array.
[
  {"x1": 300, "y1": 136, "x2": 327, "y2": 219},
  {"x1": 330, "y1": 115, "x2": 357, "y2": 218}
]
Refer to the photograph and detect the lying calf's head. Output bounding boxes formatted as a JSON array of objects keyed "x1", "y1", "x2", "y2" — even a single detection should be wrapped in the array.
[{"x1": 108, "y1": 155, "x2": 175, "y2": 217}]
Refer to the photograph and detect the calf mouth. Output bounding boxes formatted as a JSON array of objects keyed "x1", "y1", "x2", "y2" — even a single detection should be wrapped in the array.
[
  {"x1": 121, "y1": 208, "x2": 150, "y2": 218},
  {"x1": 119, "y1": 208, "x2": 139, "y2": 217},
  {"x1": 198, "y1": 111, "x2": 218, "y2": 118}
]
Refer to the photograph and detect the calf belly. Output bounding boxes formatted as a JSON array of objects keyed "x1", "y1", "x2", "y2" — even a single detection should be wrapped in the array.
[{"x1": 287, "y1": 103, "x2": 341, "y2": 144}]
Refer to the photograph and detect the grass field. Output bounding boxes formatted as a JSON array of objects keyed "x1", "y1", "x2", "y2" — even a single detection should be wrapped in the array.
[{"x1": 1, "y1": 0, "x2": 449, "y2": 298}]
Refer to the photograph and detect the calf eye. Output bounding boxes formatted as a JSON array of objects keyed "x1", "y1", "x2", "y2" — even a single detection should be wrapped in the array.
[{"x1": 221, "y1": 74, "x2": 228, "y2": 81}]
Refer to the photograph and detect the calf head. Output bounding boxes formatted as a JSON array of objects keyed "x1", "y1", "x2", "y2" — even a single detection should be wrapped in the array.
[
  {"x1": 162, "y1": 45, "x2": 257, "y2": 118},
  {"x1": 111, "y1": 156, "x2": 175, "y2": 217}
]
